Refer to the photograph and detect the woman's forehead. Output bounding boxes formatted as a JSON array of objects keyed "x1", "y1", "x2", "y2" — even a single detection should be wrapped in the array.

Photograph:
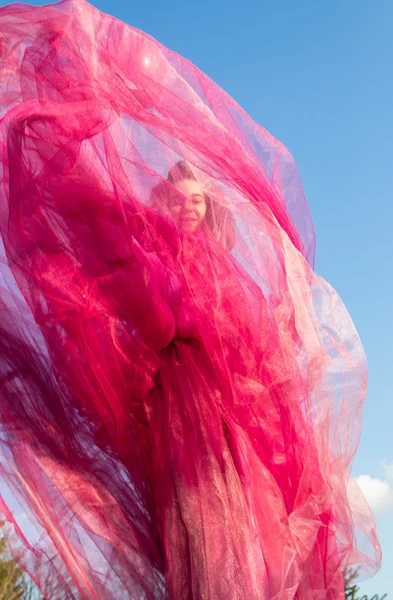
[{"x1": 175, "y1": 179, "x2": 204, "y2": 197}]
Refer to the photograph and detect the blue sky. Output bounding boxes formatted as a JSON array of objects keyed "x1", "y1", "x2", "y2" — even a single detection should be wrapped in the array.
[{"x1": 1, "y1": 0, "x2": 392, "y2": 596}]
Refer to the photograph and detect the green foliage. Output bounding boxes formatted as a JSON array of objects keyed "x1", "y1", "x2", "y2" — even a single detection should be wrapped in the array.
[
  {"x1": 0, "y1": 535, "x2": 41, "y2": 600},
  {"x1": 0, "y1": 527, "x2": 80, "y2": 599},
  {"x1": 344, "y1": 566, "x2": 387, "y2": 600},
  {"x1": 0, "y1": 536, "x2": 27, "y2": 600},
  {"x1": 344, "y1": 567, "x2": 360, "y2": 600}
]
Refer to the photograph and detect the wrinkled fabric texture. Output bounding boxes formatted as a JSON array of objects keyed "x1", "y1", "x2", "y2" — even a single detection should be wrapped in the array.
[{"x1": 0, "y1": 1, "x2": 381, "y2": 598}]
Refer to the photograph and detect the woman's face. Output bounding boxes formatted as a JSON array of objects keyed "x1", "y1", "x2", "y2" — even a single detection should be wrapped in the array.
[{"x1": 169, "y1": 178, "x2": 207, "y2": 232}]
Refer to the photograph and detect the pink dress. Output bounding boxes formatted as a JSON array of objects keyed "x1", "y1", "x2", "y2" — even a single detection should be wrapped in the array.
[{"x1": 0, "y1": 1, "x2": 380, "y2": 598}]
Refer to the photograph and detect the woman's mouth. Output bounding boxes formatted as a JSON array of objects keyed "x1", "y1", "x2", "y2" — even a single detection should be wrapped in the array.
[{"x1": 180, "y1": 218, "x2": 198, "y2": 226}]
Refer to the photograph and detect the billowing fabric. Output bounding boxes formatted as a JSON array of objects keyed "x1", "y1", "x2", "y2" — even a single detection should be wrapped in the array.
[{"x1": 0, "y1": 1, "x2": 380, "y2": 598}]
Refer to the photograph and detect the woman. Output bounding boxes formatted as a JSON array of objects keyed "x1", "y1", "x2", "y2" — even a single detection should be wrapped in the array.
[
  {"x1": 0, "y1": 1, "x2": 380, "y2": 599},
  {"x1": 145, "y1": 161, "x2": 337, "y2": 598}
]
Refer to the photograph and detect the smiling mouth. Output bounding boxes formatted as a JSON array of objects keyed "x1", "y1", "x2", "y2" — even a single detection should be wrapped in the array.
[
  {"x1": 180, "y1": 218, "x2": 198, "y2": 225},
  {"x1": 179, "y1": 220, "x2": 199, "y2": 232}
]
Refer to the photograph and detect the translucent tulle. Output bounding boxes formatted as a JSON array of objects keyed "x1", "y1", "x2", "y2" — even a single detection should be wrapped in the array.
[{"x1": 0, "y1": 1, "x2": 380, "y2": 598}]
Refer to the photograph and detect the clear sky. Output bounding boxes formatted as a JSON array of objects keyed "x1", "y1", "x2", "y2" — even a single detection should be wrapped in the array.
[{"x1": 1, "y1": 0, "x2": 392, "y2": 596}]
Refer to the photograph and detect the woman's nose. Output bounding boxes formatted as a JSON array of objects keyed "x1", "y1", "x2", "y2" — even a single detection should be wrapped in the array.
[{"x1": 182, "y1": 197, "x2": 193, "y2": 211}]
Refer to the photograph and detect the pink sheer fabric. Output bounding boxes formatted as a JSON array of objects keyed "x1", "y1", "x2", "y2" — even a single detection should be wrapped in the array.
[{"x1": 0, "y1": 1, "x2": 380, "y2": 598}]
